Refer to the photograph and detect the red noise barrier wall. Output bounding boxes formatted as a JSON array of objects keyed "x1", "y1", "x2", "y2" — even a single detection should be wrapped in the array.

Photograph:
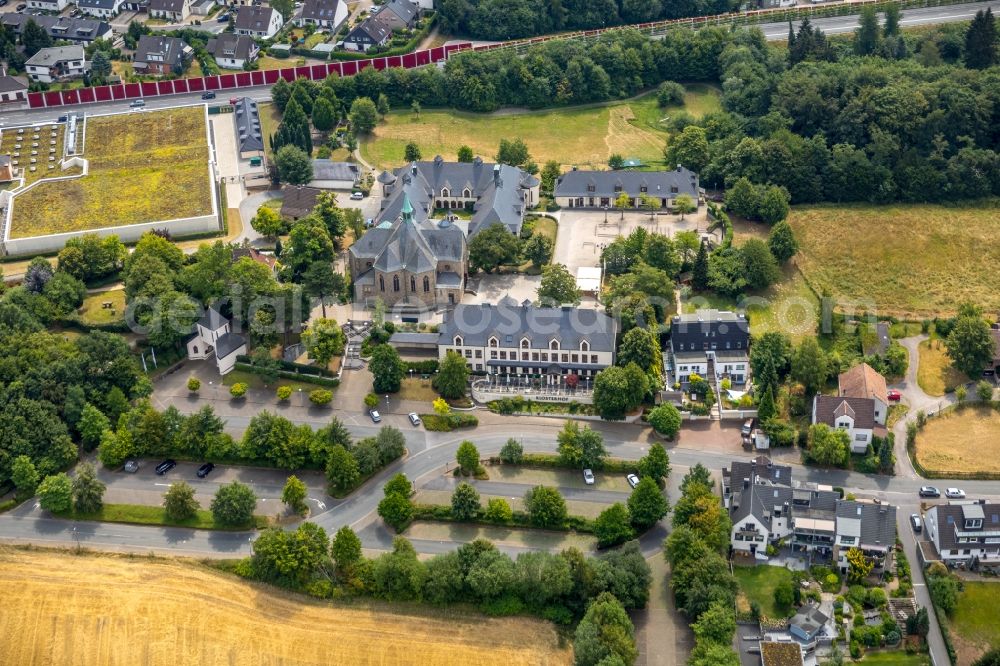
[{"x1": 27, "y1": 44, "x2": 470, "y2": 109}]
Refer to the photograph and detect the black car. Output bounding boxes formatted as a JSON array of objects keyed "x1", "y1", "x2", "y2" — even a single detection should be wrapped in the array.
[
  {"x1": 919, "y1": 486, "x2": 941, "y2": 498},
  {"x1": 201, "y1": 91, "x2": 216, "y2": 100},
  {"x1": 16, "y1": 3, "x2": 26, "y2": 10},
  {"x1": 154, "y1": 459, "x2": 177, "y2": 475},
  {"x1": 196, "y1": 462, "x2": 215, "y2": 478}
]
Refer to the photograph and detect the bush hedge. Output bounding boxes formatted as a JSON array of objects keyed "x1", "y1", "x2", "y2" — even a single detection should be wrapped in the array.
[
  {"x1": 420, "y1": 413, "x2": 478, "y2": 431},
  {"x1": 412, "y1": 503, "x2": 593, "y2": 533},
  {"x1": 489, "y1": 452, "x2": 637, "y2": 474}
]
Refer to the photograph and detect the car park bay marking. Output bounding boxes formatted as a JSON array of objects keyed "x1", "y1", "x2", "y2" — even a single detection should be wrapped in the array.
[{"x1": 310, "y1": 498, "x2": 327, "y2": 510}]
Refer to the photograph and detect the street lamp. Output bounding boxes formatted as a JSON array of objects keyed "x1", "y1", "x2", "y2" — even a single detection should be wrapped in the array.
[
  {"x1": 603, "y1": 205, "x2": 608, "y2": 223},
  {"x1": 385, "y1": 394, "x2": 390, "y2": 407}
]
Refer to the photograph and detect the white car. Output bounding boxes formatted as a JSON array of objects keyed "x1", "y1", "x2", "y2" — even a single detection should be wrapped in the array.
[
  {"x1": 583, "y1": 469, "x2": 595, "y2": 485},
  {"x1": 945, "y1": 488, "x2": 966, "y2": 499},
  {"x1": 350, "y1": 191, "x2": 364, "y2": 200},
  {"x1": 626, "y1": 474, "x2": 640, "y2": 489}
]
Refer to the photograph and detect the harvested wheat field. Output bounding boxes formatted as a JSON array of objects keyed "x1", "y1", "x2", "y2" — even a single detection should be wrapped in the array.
[
  {"x1": 0, "y1": 548, "x2": 571, "y2": 666},
  {"x1": 915, "y1": 407, "x2": 1000, "y2": 477}
]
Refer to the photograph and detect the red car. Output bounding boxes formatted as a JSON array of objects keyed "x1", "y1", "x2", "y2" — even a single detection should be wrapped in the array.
[{"x1": 887, "y1": 389, "x2": 902, "y2": 401}]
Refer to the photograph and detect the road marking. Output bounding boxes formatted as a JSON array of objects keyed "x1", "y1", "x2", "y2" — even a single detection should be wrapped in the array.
[
  {"x1": 153, "y1": 483, "x2": 171, "y2": 487},
  {"x1": 309, "y1": 498, "x2": 327, "y2": 510}
]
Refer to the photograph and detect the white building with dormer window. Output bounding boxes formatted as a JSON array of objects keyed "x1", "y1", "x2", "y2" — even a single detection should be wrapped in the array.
[{"x1": 186, "y1": 306, "x2": 247, "y2": 375}]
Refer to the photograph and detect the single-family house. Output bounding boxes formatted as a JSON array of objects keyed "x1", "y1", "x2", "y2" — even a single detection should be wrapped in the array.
[
  {"x1": 1, "y1": 15, "x2": 113, "y2": 45},
  {"x1": 438, "y1": 301, "x2": 617, "y2": 379},
  {"x1": 133, "y1": 35, "x2": 192, "y2": 76},
  {"x1": 309, "y1": 160, "x2": 360, "y2": 189},
  {"x1": 27, "y1": 0, "x2": 69, "y2": 11},
  {"x1": 77, "y1": 0, "x2": 124, "y2": 17},
  {"x1": 838, "y1": 362, "x2": 888, "y2": 426},
  {"x1": 811, "y1": 395, "x2": 875, "y2": 453},
  {"x1": 925, "y1": 501, "x2": 1000, "y2": 570},
  {"x1": 0, "y1": 75, "x2": 29, "y2": 105},
  {"x1": 206, "y1": 34, "x2": 259, "y2": 70},
  {"x1": 232, "y1": 96, "x2": 264, "y2": 157},
  {"x1": 147, "y1": 0, "x2": 192, "y2": 22},
  {"x1": 371, "y1": 0, "x2": 419, "y2": 29},
  {"x1": 343, "y1": 12, "x2": 393, "y2": 52},
  {"x1": 554, "y1": 165, "x2": 701, "y2": 211},
  {"x1": 234, "y1": 5, "x2": 283, "y2": 38},
  {"x1": 834, "y1": 499, "x2": 896, "y2": 574},
  {"x1": 293, "y1": 0, "x2": 348, "y2": 30},
  {"x1": 185, "y1": 306, "x2": 247, "y2": 375},
  {"x1": 280, "y1": 185, "x2": 321, "y2": 220},
  {"x1": 25, "y1": 46, "x2": 87, "y2": 84},
  {"x1": 232, "y1": 245, "x2": 277, "y2": 275},
  {"x1": 668, "y1": 309, "x2": 750, "y2": 386},
  {"x1": 788, "y1": 603, "x2": 830, "y2": 643}
]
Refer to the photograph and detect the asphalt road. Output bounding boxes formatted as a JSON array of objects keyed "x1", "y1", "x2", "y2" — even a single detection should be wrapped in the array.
[{"x1": 755, "y1": 0, "x2": 1000, "y2": 40}]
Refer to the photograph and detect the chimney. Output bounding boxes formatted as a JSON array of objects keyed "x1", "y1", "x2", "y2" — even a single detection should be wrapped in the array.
[
  {"x1": 743, "y1": 478, "x2": 749, "y2": 490},
  {"x1": 411, "y1": 162, "x2": 417, "y2": 176},
  {"x1": 676, "y1": 164, "x2": 683, "y2": 173},
  {"x1": 493, "y1": 164, "x2": 501, "y2": 186}
]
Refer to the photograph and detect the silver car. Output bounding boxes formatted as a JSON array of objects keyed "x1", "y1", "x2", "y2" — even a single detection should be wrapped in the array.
[
  {"x1": 583, "y1": 469, "x2": 595, "y2": 485},
  {"x1": 123, "y1": 460, "x2": 139, "y2": 473}
]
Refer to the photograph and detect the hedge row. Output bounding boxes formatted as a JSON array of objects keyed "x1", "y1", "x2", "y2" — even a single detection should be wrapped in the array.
[
  {"x1": 490, "y1": 453, "x2": 637, "y2": 474},
  {"x1": 412, "y1": 503, "x2": 594, "y2": 533},
  {"x1": 403, "y1": 359, "x2": 439, "y2": 374},
  {"x1": 420, "y1": 413, "x2": 478, "y2": 431},
  {"x1": 236, "y1": 354, "x2": 337, "y2": 378},
  {"x1": 234, "y1": 362, "x2": 340, "y2": 388}
]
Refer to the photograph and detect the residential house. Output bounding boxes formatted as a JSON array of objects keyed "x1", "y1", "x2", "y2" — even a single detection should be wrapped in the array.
[
  {"x1": 371, "y1": 0, "x2": 419, "y2": 29},
  {"x1": 668, "y1": 310, "x2": 750, "y2": 386},
  {"x1": 206, "y1": 34, "x2": 259, "y2": 70},
  {"x1": 234, "y1": 5, "x2": 283, "y2": 38},
  {"x1": 375, "y1": 156, "x2": 539, "y2": 236},
  {"x1": 147, "y1": 0, "x2": 192, "y2": 22},
  {"x1": 293, "y1": 0, "x2": 348, "y2": 30},
  {"x1": 787, "y1": 603, "x2": 830, "y2": 643},
  {"x1": 280, "y1": 185, "x2": 321, "y2": 220},
  {"x1": 190, "y1": 0, "x2": 216, "y2": 15},
  {"x1": 343, "y1": 12, "x2": 393, "y2": 52},
  {"x1": 838, "y1": 362, "x2": 888, "y2": 426},
  {"x1": 0, "y1": 155, "x2": 15, "y2": 183},
  {"x1": 438, "y1": 301, "x2": 617, "y2": 378},
  {"x1": 0, "y1": 75, "x2": 28, "y2": 105},
  {"x1": 554, "y1": 165, "x2": 701, "y2": 211},
  {"x1": 25, "y1": 46, "x2": 87, "y2": 84},
  {"x1": 925, "y1": 501, "x2": 1000, "y2": 570},
  {"x1": 232, "y1": 97, "x2": 264, "y2": 157},
  {"x1": 760, "y1": 641, "x2": 804, "y2": 666},
  {"x1": 77, "y1": 0, "x2": 124, "y2": 17},
  {"x1": 132, "y1": 35, "x2": 192, "y2": 76},
  {"x1": 309, "y1": 160, "x2": 360, "y2": 189},
  {"x1": 349, "y1": 192, "x2": 467, "y2": 309},
  {"x1": 1, "y1": 15, "x2": 113, "y2": 45},
  {"x1": 27, "y1": 0, "x2": 69, "y2": 11},
  {"x1": 185, "y1": 306, "x2": 247, "y2": 375},
  {"x1": 835, "y1": 499, "x2": 897, "y2": 574},
  {"x1": 232, "y1": 245, "x2": 277, "y2": 275},
  {"x1": 811, "y1": 396, "x2": 875, "y2": 454}
]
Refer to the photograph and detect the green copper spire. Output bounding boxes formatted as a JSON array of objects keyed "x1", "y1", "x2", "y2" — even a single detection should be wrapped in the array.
[{"x1": 401, "y1": 192, "x2": 413, "y2": 220}]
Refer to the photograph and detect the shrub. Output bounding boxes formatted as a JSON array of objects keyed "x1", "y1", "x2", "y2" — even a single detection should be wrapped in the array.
[
  {"x1": 309, "y1": 389, "x2": 333, "y2": 406},
  {"x1": 499, "y1": 438, "x2": 523, "y2": 464},
  {"x1": 484, "y1": 498, "x2": 512, "y2": 522},
  {"x1": 229, "y1": 382, "x2": 248, "y2": 399},
  {"x1": 276, "y1": 385, "x2": 292, "y2": 401},
  {"x1": 187, "y1": 377, "x2": 201, "y2": 392},
  {"x1": 364, "y1": 393, "x2": 379, "y2": 409}
]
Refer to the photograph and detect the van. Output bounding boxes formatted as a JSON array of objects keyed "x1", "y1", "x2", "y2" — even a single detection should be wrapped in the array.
[{"x1": 741, "y1": 417, "x2": 756, "y2": 437}]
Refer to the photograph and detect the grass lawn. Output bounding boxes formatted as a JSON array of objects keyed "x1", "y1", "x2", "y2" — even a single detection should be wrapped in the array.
[
  {"x1": 360, "y1": 86, "x2": 721, "y2": 171},
  {"x1": 917, "y1": 339, "x2": 968, "y2": 397},
  {"x1": 56, "y1": 503, "x2": 267, "y2": 531},
  {"x1": 398, "y1": 376, "x2": 440, "y2": 403},
  {"x1": 10, "y1": 106, "x2": 212, "y2": 238},
  {"x1": 516, "y1": 216, "x2": 558, "y2": 272},
  {"x1": 946, "y1": 581, "x2": 1000, "y2": 663},
  {"x1": 788, "y1": 202, "x2": 1000, "y2": 318},
  {"x1": 257, "y1": 55, "x2": 294, "y2": 70},
  {"x1": 915, "y1": 406, "x2": 1000, "y2": 476},
  {"x1": 78, "y1": 289, "x2": 126, "y2": 326},
  {"x1": 259, "y1": 102, "x2": 281, "y2": 162},
  {"x1": 858, "y1": 653, "x2": 932, "y2": 665},
  {"x1": 732, "y1": 564, "x2": 795, "y2": 620},
  {"x1": 222, "y1": 369, "x2": 321, "y2": 395}
]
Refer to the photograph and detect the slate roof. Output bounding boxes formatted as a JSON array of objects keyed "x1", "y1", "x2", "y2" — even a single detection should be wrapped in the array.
[
  {"x1": 930, "y1": 501, "x2": 1000, "y2": 552},
  {"x1": 731, "y1": 481, "x2": 793, "y2": 530},
  {"x1": 235, "y1": 5, "x2": 278, "y2": 31},
  {"x1": 836, "y1": 500, "x2": 896, "y2": 548},
  {"x1": 0, "y1": 76, "x2": 27, "y2": 93},
  {"x1": 839, "y1": 362, "x2": 888, "y2": 403},
  {"x1": 346, "y1": 12, "x2": 392, "y2": 45},
  {"x1": 670, "y1": 309, "x2": 749, "y2": 353},
  {"x1": 78, "y1": 0, "x2": 120, "y2": 9},
  {"x1": 148, "y1": 0, "x2": 188, "y2": 12},
  {"x1": 197, "y1": 306, "x2": 228, "y2": 331},
  {"x1": 813, "y1": 395, "x2": 876, "y2": 430},
  {"x1": 727, "y1": 455, "x2": 792, "y2": 488},
  {"x1": 789, "y1": 603, "x2": 829, "y2": 639},
  {"x1": 1, "y1": 15, "x2": 112, "y2": 43},
  {"x1": 233, "y1": 96, "x2": 263, "y2": 153},
  {"x1": 351, "y1": 193, "x2": 466, "y2": 272},
  {"x1": 377, "y1": 0, "x2": 418, "y2": 25},
  {"x1": 133, "y1": 35, "x2": 189, "y2": 69},
  {"x1": 206, "y1": 34, "x2": 257, "y2": 62},
  {"x1": 299, "y1": 0, "x2": 344, "y2": 22},
  {"x1": 389, "y1": 332, "x2": 438, "y2": 345},
  {"x1": 215, "y1": 332, "x2": 246, "y2": 359},
  {"x1": 439, "y1": 303, "x2": 617, "y2": 352},
  {"x1": 25, "y1": 46, "x2": 84, "y2": 67},
  {"x1": 554, "y1": 166, "x2": 699, "y2": 199},
  {"x1": 280, "y1": 185, "x2": 321, "y2": 219},
  {"x1": 311, "y1": 159, "x2": 359, "y2": 183}
]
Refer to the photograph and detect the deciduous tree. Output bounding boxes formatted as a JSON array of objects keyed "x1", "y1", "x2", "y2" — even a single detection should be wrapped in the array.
[
  {"x1": 434, "y1": 350, "x2": 469, "y2": 399},
  {"x1": 164, "y1": 482, "x2": 200, "y2": 521},
  {"x1": 282, "y1": 475, "x2": 308, "y2": 514},
  {"x1": 627, "y1": 476, "x2": 669, "y2": 529},
  {"x1": 38, "y1": 473, "x2": 73, "y2": 513},
  {"x1": 593, "y1": 502, "x2": 634, "y2": 547},
  {"x1": 451, "y1": 481, "x2": 481, "y2": 520},
  {"x1": 211, "y1": 481, "x2": 257, "y2": 526},
  {"x1": 72, "y1": 462, "x2": 106, "y2": 513},
  {"x1": 369, "y1": 344, "x2": 405, "y2": 393},
  {"x1": 524, "y1": 485, "x2": 567, "y2": 527}
]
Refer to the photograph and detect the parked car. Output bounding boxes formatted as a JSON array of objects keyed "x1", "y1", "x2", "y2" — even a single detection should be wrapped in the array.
[
  {"x1": 887, "y1": 389, "x2": 902, "y2": 401},
  {"x1": 408, "y1": 412, "x2": 421, "y2": 427},
  {"x1": 911, "y1": 514, "x2": 922, "y2": 532},
  {"x1": 369, "y1": 409, "x2": 381, "y2": 423},
  {"x1": 626, "y1": 473, "x2": 640, "y2": 489},
  {"x1": 154, "y1": 459, "x2": 177, "y2": 475},
  {"x1": 583, "y1": 469, "x2": 595, "y2": 485},
  {"x1": 217, "y1": 12, "x2": 230, "y2": 21},
  {"x1": 56, "y1": 114, "x2": 68, "y2": 123},
  {"x1": 350, "y1": 191, "x2": 364, "y2": 200},
  {"x1": 201, "y1": 91, "x2": 216, "y2": 100},
  {"x1": 16, "y1": 3, "x2": 26, "y2": 10},
  {"x1": 129, "y1": 99, "x2": 145, "y2": 108},
  {"x1": 0, "y1": 2, "x2": 9, "y2": 8},
  {"x1": 919, "y1": 486, "x2": 941, "y2": 498},
  {"x1": 945, "y1": 488, "x2": 966, "y2": 499},
  {"x1": 196, "y1": 462, "x2": 215, "y2": 478},
  {"x1": 741, "y1": 417, "x2": 755, "y2": 437},
  {"x1": 123, "y1": 460, "x2": 139, "y2": 473}
]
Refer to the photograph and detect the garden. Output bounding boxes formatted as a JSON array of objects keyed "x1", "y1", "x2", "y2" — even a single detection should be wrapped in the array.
[{"x1": 9, "y1": 107, "x2": 213, "y2": 238}]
